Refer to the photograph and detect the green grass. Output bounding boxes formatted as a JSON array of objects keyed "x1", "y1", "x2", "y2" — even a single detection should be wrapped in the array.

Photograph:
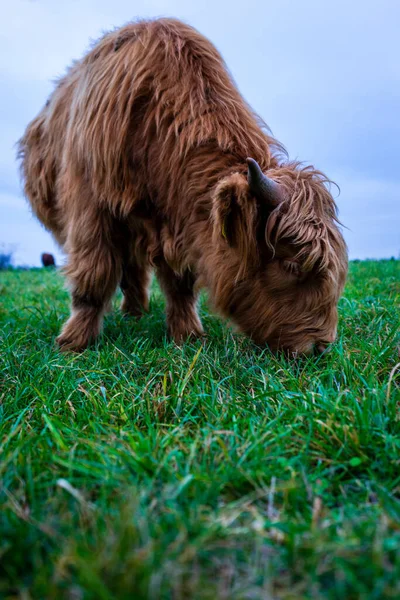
[{"x1": 0, "y1": 259, "x2": 399, "y2": 599}]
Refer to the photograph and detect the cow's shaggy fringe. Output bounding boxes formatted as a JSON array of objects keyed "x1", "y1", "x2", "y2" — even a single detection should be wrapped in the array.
[{"x1": 18, "y1": 18, "x2": 348, "y2": 353}]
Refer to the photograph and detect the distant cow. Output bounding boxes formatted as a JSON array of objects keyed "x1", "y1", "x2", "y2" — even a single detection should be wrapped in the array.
[
  {"x1": 41, "y1": 253, "x2": 55, "y2": 268},
  {"x1": 18, "y1": 18, "x2": 348, "y2": 354}
]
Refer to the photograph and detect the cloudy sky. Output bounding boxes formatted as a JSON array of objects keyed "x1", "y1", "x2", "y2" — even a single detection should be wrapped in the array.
[{"x1": 1, "y1": 0, "x2": 399, "y2": 265}]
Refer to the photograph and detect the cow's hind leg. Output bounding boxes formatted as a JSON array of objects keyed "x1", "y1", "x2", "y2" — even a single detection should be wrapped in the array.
[
  {"x1": 120, "y1": 258, "x2": 151, "y2": 317},
  {"x1": 56, "y1": 210, "x2": 122, "y2": 352},
  {"x1": 156, "y1": 260, "x2": 203, "y2": 343}
]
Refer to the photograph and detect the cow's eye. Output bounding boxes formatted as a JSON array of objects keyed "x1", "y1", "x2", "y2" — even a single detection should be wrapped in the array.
[{"x1": 281, "y1": 259, "x2": 300, "y2": 276}]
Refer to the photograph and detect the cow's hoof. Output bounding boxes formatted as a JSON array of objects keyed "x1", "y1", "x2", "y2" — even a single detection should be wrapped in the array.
[
  {"x1": 56, "y1": 333, "x2": 89, "y2": 352},
  {"x1": 56, "y1": 313, "x2": 99, "y2": 352},
  {"x1": 120, "y1": 298, "x2": 146, "y2": 318},
  {"x1": 169, "y1": 324, "x2": 205, "y2": 345}
]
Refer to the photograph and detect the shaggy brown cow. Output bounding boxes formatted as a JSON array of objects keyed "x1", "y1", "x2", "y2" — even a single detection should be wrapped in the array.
[
  {"x1": 41, "y1": 253, "x2": 55, "y2": 267},
  {"x1": 18, "y1": 18, "x2": 348, "y2": 355}
]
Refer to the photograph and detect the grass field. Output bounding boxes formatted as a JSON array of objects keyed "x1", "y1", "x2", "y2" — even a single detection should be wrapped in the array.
[{"x1": 0, "y1": 259, "x2": 399, "y2": 599}]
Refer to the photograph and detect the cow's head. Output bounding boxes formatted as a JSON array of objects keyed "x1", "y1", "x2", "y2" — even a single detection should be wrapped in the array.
[{"x1": 211, "y1": 158, "x2": 348, "y2": 355}]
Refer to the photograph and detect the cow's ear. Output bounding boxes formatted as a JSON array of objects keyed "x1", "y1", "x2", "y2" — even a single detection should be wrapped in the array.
[{"x1": 212, "y1": 173, "x2": 258, "y2": 267}]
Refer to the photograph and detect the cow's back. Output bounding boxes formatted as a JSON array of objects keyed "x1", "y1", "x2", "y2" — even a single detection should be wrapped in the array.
[{"x1": 21, "y1": 18, "x2": 277, "y2": 231}]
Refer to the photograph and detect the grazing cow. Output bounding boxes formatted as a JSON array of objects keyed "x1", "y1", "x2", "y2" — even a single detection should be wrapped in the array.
[
  {"x1": 18, "y1": 18, "x2": 348, "y2": 355},
  {"x1": 41, "y1": 253, "x2": 55, "y2": 267}
]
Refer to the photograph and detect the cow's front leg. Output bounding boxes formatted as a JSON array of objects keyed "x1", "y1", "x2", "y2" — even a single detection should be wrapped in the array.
[{"x1": 156, "y1": 261, "x2": 203, "y2": 343}]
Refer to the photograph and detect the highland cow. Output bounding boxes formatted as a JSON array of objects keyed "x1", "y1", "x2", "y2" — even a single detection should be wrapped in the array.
[
  {"x1": 41, "y1": 252, "x2": 55, "y2": 267},
  {"x1": 18, "y1": 18, "x2": 348, "y2": 355}
]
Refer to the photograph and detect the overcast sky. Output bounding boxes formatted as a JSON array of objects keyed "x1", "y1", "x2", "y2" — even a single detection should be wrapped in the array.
[{"x1": 1, "y1": 0, "x2": 399, "y2": 265}]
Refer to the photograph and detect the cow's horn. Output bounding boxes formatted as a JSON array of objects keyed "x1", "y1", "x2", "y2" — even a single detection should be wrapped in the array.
[{"x1": 246, "y1": 157, "x2": 282, "y2": 205}]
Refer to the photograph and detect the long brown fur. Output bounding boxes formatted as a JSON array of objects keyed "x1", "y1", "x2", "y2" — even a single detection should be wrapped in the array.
[{"x1": 18, "y1": 18, "x2": 348, "y2": 354}]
